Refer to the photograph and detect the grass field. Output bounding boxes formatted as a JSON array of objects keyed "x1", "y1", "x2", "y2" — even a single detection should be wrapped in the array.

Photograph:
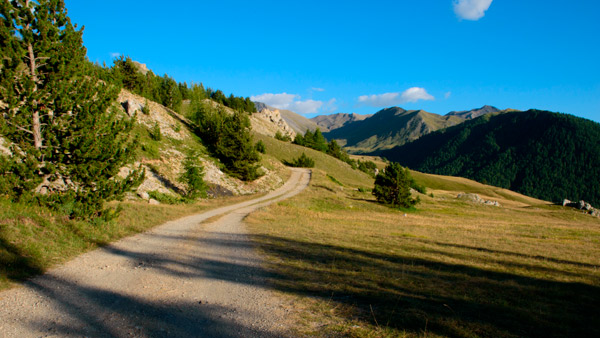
[{"x1": 246, "y1": 150, "x2": 600, "y2": 337}]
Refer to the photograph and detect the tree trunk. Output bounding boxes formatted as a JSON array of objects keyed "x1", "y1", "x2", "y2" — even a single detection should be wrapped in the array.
[{"x1": 27, "y1": 33, "x2": 42, "y2": 150}]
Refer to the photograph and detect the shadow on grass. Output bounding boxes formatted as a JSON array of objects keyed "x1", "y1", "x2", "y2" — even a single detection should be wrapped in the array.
[
  {"x1": 415, "y1": 239, "x2": 600, "y2": 269},
  {"x1": 0, "y1": 236, "x2": 44, "y2": 283},
  {"x1": 249, "y1": 234, "x2": 600, "y2": 338},
  {"x1": 3, "y1": 225, "x2": 599, "y2": 338}
]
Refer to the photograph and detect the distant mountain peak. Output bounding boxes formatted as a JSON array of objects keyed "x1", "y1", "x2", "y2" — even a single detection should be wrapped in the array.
[
  {"x1": 446, "y1": 105, "x2": 500, "y2": 119},
  {"x1": 311, "y1": 112, "x2": 372, "y2": 132}
]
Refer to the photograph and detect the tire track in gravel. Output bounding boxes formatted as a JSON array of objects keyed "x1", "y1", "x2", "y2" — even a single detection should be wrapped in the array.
[{"x1": 0, "y1": 168, "x2": 311, "y2": 338}]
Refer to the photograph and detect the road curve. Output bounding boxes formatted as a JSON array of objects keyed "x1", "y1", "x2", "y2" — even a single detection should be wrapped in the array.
[{"x1": 0, "y1": 168, "x2": 311, "y2": 338}]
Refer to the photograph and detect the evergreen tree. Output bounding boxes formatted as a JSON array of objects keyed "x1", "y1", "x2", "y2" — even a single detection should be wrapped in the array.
[
  {"x1": 372, "y1": 163, "x2": 419, "y2": 209},
  {"x1": 178, "y1": 152, "x2": 207, "y2": 199},
  {"x1": 191, "y1": 103, "x2": 261, "y2": 181},
  {"x1": 0, "y1": 0, "x2": 142, "y2": 218},
  {"x1": 312, "y1": 128, "x2": 328, "y2": 152}
]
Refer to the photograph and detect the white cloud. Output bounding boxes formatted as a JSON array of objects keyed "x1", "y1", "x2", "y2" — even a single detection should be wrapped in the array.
[
  {"x1": 311, "y1": 87, "x2": 325, "y2": 92},
  {"x1": 251, "y1": 92, "x2": 336, "y2": 115},
  {"x1": 358, "y1": 87, "x2": 435, "y2": 107},
  {"x1": 289, "y1": 100, "x2": 323, "y2": 115},
  {"x1": 453, "y1": 0, "x2": 493, "y2": 21},
  {"x1": 445, "y1": 91, "x2": 452, "y2": 99},
  {"x1": 401, "y1": 87, "x2": 435, "y2": 103},
  {"x1": 110, "y1": 52, "x2": 121, "y2": 58},
  {"x1": 250, "y1": 93, "x2": 297, "y2": 109}
]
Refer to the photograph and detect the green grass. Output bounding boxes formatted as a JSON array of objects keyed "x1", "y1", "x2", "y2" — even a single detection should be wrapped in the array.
[
  {"x1": 246, "y1": 168, "x2": 600, "y2": 338},
  {"x1": 253, "y1": 132, "x2": 372, "y2": 188}
]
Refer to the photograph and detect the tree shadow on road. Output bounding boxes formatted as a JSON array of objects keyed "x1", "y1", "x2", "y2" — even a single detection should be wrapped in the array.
[
  {"x1": 24, "y1": 274, "x2": 284, "y2": 338},
  {"x1": 7, "y1": 227, "x2": 600, "y2": 338}
]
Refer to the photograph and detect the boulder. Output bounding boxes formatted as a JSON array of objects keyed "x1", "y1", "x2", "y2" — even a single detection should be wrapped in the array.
[
  {"x1": 137, "y1": 191, "x2": 150, "y2": 200},
  {"x1": 122, "y1": 99, "x2": 141, "y2": 116},
  {"x1": 457, "y1": 193, "x2": 500, "y2": 207},
  {"x1": 148, "y1": 198, "x2": 160, "y2": 205},
  {"x1": 457, "y1": 193, "x2": 483, "y2": 203}
]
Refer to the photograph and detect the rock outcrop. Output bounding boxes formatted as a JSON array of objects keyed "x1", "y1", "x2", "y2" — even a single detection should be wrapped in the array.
[
  {"x1": 562, "y1": 199, "x2": 599, "y2": 217},
  {"x1": 250, "y1": 107, "x2": 296, "y2": 139},
  {"x1": 457, "y1": 193, "x2": 501, "y2": 207}
]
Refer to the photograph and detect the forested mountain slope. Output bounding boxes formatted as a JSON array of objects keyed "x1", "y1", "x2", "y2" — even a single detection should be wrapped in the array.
[{"x1": 378, "y1": 110, "x2": 600, "y2": 205}]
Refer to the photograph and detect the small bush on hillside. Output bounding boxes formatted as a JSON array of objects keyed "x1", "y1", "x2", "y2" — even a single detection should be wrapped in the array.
[
  {"x1": 255, "y1": 140, "x2": 266, "y2": 154},
  {"x1": 275, "y1": 131, "x2": 292, "y2": 142},
  {"x1": 141, "y1": 100, "x2": 150, "y2": 115},
  {"x1": 283, "y1": 153, "x2": 315, "y2": 168},
  {"x1": 327, "y1": 175, "x2": 343, "y2": 186},
  {"x1": 357, "y1": 160, "x2": 378, "y2": 177},
  {"x1": 373, "y1": 162, "x2": 419, "y2": 209},
  {"x1": 149, "y1": 122, "x2": 162, "y2": 141},
  {"x1": 178, "y1": 152, "x2": 208, "y2": 199}
]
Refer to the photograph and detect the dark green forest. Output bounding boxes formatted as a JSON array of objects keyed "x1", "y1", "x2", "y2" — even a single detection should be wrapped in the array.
[
  {"x1": 378, "y1": 110, "x2": 600, "y2": 205},
  {"x1": 99, "y1": 56, "x2": 256, "y2": 114},
  {"x1": 293, "y1": 129, "x2": 378, "y2": 177}
]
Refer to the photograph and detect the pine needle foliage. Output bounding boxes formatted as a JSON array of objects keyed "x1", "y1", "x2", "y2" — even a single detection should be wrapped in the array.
[
  {"x1": 190, "y1": 102, "x2": 261, "y2": 181},
  {"x1": 372, "y1": 162, "x2": 419, "y2": 209},
  {"x1": 283, "y1": 152, "x2": 315, "y2": 168},
  {"x1": 0, "y1": 0, "x2": 142, "y2": 218},
  {"x1": 178, "y1": 152, "x2": 208, "y2": 199}
]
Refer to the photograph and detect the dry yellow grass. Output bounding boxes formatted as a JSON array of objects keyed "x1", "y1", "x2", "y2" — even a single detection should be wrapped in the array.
[{"x1": 246, "y1": 169, "x2": 600, "y2": 338}]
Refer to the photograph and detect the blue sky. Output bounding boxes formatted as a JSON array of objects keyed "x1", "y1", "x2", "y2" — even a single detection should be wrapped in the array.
[{"x1": 65, "y1": 0, "x2": 600, "y2": 121}]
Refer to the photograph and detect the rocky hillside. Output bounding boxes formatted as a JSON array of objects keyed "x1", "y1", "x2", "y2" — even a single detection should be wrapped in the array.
[
  {"x1": 311, "y1": 112, "x2": 372, "y2": 132},
  {"x1": 117, "y1": 90, "x2": 286, "y2": 202},
  {"x1": 250, "y1": 106, "x2": 296, "y2": 139},
  {"x1": 253, "y1": 102, "x2": 320, "y2": 134},
  {"x1": 323, "y1": 107, "x2": 465, "y2": 154}
]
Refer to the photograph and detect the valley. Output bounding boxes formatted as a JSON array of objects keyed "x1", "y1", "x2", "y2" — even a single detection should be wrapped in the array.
[{"x1": 1, "y1": 1, "x2": 599, "y2": 337}]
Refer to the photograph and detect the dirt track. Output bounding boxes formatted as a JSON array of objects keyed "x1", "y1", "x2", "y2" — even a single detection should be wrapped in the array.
[{"x1": 0, "y1": 168, "x2": 311, "y2": 338}]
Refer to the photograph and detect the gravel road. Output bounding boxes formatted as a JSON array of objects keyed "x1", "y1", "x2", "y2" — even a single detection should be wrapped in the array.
[{"x1": 0, "y1": 168, "x2": 311, "y2": 338}]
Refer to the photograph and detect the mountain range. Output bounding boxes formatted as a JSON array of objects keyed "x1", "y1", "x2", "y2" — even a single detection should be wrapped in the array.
[
  {"x1": 311, "y1": 112, "x2": 372, "y2": 132},
  {"x1": 375, "y1": 109, "x2": 600, "y2": 205},
  {"x1": 317, "y1": 106, "x2": 500, "y2": 153}
]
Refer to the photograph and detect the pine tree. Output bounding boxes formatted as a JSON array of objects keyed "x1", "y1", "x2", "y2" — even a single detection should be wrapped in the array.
[
  {"x1": 178, "y1": 152, "x2": 207, "y2": 199},
  {"x1": 372, "y1": 163, "x2": 419, "y2": 209},
  {"x1": 0, "y1": 0, "x2": 142, "y2": 218}
]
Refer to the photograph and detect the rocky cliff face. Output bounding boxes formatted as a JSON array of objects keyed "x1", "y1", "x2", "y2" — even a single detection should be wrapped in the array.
[{"x1": 249, "y1": 107, "x2": 296, "y2": 139}]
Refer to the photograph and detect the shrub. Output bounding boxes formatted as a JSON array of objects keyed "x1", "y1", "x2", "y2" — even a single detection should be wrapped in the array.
[
  {"x1": 141, "y1": 100, "x2": 150, "y2": 115},
  {"x1": 255, "y1": 140, "x2": 266, "y2": 154},
  {"x1": 372, "y1": 162, "x2": 419, "y2": 209},
  {"x1": 275, "y1": 131, "x2": 292, "y2": 142},
  {"x1": 149, "y1": 122, "x2": 162, "y2": 141},
  {"x1": 178, "y1": 152, "x2": 208, "y2": 199},
  {"x1": 327, "y1": 174, "x2": 343, "y2": 186},
  {"x1": 283, "y1": 153, "x2": 315, "y2": 168}
]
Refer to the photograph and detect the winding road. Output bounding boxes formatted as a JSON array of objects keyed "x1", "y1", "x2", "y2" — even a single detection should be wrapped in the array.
[{"x1": 0, "y1": 168, "x2": 311, "y2": 338}]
